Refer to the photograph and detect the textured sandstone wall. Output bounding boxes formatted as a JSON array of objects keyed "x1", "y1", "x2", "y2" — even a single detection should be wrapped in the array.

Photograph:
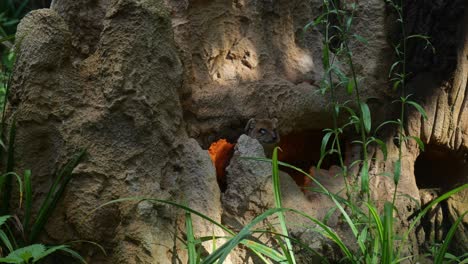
[{"x1": 6, "y1": 0, "x2": 467, "y2": 263}]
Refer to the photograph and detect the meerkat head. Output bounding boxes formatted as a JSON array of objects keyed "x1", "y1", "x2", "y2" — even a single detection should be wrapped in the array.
[{"x1": 244, "y1": 118, "x2": 280, "y2": 145}]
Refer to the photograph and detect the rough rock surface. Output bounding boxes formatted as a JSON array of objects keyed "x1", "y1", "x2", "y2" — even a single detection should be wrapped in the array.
[
  {"x1": 222, "y1": 135, "x2": 341, "y2": 263},
  {"x1": 166, "y1": 0, "x2": 392, "y2": 146},
  {"x1": 11, "y1": 2, "x2": 220, "y2": 263},
  {"x1": 6, "y1": 0, "x2": 467, "y2": 263}
]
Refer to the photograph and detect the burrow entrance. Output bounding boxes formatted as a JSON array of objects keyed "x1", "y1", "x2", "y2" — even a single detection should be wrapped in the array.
[
  {"x1": 414, "y1": 144, "x2": 468, "y2": 191},
  {"x1": 208, "y1": 129, "x2": 345, "y2": 192},
  {"x1": 278, "y1": 130, "x2": 344, "y2": 187}
]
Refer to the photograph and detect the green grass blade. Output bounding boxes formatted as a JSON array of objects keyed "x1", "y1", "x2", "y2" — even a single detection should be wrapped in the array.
[
  {"x1": 57, "y1": 247, "x2": 87, "y2": 264},
  {"x1": 34, "y1": 245, "x2": 68, "y2": 262},
  {"x1": 371, "y1": 230, "x2": 380, "y2": 264},
  {"x1": 66, "y1": 240, "x2": 106, "y2": 256},
  {"x1": 0, "y1": 229, "x2": 13, "y2": 253},
  {"x1": 245, "y1": 157, "x2": 363, "y2": 251},
  {"x1": 373, "y1": 138, "x2": 388, "y2": 160},
  {"x1": 271, "y1": 231, "x2": 292, "y2": 263},
  {"x1": 30, "y1": 150, "x2": 86, "y2": 242},
  {"x1": 0, "y1": 215, "x2": 11, "y2": 227},
  {"x1": 397, "y1": 184, "x2": 468, "y2": 259},
  {"x1": 407, "y1": 136, "x2": 425, "y2": 152},
  {"x1": 366, "y1": 203, "x2": 384, "y2": 244},
  {"x1": 287, "y1": 208, "x2": 354, "y2": 260},
  {"x1": 360, "y1": 160, "x2": 369, "y2": 194},
  {"x1": 215, "y1": 208, "x2": 285, "y2": 264},
  {"x1": 382, "y1": 202, "x2": 393, "y2": 264},
  {"x1": 434, "y1": 211, "x2": 467, "y2": 264},
  {"x1": 23, "y1": 170, "x2": 32, "y2": 237},
  {"x1": 360, "y1": 102, "x2": 371, "y2": 134},
  {"x1": 406, "y1": 100, "x2": 427, "y2": 120},
  {"x1": 241, "y1": 239, "x2": 287, "y2": 262},
  {"x1": 185, "y1": 210, "x2": 197, "y2": 264},
  {"x1": 271, "y1": 148, "x2": 296, "y2": 264},
  {"x1": 252, "y1": 230, "x2": 329, "y2": 263},
  {"x1": 320, "y1": 132, "x2": 333, "y2": 157}
]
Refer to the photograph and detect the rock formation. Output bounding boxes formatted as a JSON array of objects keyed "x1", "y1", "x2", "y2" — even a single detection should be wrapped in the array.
[{"x1": 6, "y1": 0, "x2": 467, "y2": 263}]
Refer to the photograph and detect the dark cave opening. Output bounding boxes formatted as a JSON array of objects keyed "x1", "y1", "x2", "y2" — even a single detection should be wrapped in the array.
[
  {"x1": 278, "y1": 130, "x2": 343, "y2": 187},
  {"x1": 414, "y1": 144, "x2": 467, "y2": 190},
  {"x1": 207, "y1": 129, "x2": 345, "y2": 192}
]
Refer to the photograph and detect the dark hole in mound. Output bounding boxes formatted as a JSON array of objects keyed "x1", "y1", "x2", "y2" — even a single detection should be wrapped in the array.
[
  {"x1": 414, "y1": 144, "x2": 468, "y2": 190},
  {"x1": 278, "y1": 130, "x2": 343, "y2": 187}
]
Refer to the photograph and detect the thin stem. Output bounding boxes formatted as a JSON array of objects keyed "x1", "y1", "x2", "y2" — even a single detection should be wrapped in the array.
[
  {"x1": 392, "y1": 0, "x2": 405, "y2": 205},
  {"x1": 324, "y1": 2, "x2": 351, "y2": 200}
]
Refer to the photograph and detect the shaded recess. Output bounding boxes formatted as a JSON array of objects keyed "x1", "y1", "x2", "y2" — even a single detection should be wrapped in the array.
[
  {"x1": 278, "y1": 130, "x2": 343, "y2": 187},
  {"x1": 207, "y1": 129, "x2": 345, "y2": 191},
  {"x1": 403, "y1": 0, "x2": 465, "y2": 82},
  {"x1": 414, "y1": 144, "x2": 468, "y2": 190}
]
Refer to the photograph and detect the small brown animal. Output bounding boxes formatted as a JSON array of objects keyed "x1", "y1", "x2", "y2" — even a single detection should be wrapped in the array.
[{"x1": 245, "y1": 118, "x2": 280, "y2": 157}]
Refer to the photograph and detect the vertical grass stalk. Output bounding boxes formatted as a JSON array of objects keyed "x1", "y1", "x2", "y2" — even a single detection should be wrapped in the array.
[{"x1": 271, "y1": 148, "x2": 296, "y2": 263}]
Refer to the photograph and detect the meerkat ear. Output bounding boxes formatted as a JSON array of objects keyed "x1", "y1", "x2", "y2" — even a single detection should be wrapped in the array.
[
  {"x1": 272, "y1": 118, "x2": 278, "y2": 126},
  {"x1": 245, "y1": 118, "x2": 256, "y2": 133}
]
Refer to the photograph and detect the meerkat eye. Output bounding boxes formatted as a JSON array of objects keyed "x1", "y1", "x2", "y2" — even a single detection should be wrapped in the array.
[{"x1": 259, "y1": 128, "x2": 266, "y2": 134}]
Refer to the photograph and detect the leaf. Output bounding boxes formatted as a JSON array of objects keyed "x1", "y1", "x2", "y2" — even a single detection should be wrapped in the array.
[
  {"x1": 366, "y1": 203, "x2": 384, "y2": 244},
  {"x1": 241, "y1": 239, "x2": 286, "y2": 262},
  {"x1": 435, "y1": 211, "x2": 467, "y2": 264},
  {"x1": 382, "y1": 202, "x2": 394, "y2": 263},
  {"x1": 360, "y1": 102, "x2": 372, "y2": 134},
  {"x1": 346, "y1": 16, "x2": 353, "y2": 30},
  {"x1": 185, "y1": 210, "x2": 197, "y2": 264},
  {"x1": 34, "y1": 245, "x2": 69, "y2": 262},
  {"x1": 360, "y1": 161, "x2": 369, "y2": 194},
  {"x1": 56, "y1": 247, "x2": 87, "y2": 264},
  {"x1": 375, "y1": 120, "x2": 400, "y2": 134},
  {"x1": 392, "y1": 80, "x2": 401, "y2": 91},
  {"x1": 30, "y1": 149, "x2": 86, "y2": 242},
  {"x1": 331, "y1": 66, "x2": 347, "y2": 83},
  {"x1": 0, "y1": 230, "x2": 13, "y2": 253},
  {"x1": 322, "y1": 45, "x2": 330, "y2": 69},
  {"x1": 271, "y1": 148, "x2": 296, "y2": 263},
  {"x1": 0, "y1": 256, "x2": 22, "y2": 263},
  {"x1": 322, "y1": 207, "x2": 337, "y2": 225},
  {"x1": 407, "y1": 100, "x2": 428, "y2": 120},
  {"x1": 321, "y1": 132, "x2": 333, "y2": 158},
  {"x1": 347, "y1": 79, "x2": 355, "y2": 94},
  {"x1": 388, "y1": 61, "x2": 401, "y2": 78},
  {"x1": 397, "y1": 184, "x2": 468, "y2": 259},
  {"x1": 373, "y1": 138, "x2": 388, "y2": 161},
  {"x1": 203, "y1": 208, "x2": 286, "y2": 264},
  {"x1": 353, "y1": 34, "x2": 368, "y2": 44},
  {"x1": 408, "y1": 136, "x2": 425, "y2": 152},
  {"x1": 6, "y1": 244, "x2": 45, "y2": 262},
  {"x1": 0, "y1": 215, "x2": 10, "y2": 226}
]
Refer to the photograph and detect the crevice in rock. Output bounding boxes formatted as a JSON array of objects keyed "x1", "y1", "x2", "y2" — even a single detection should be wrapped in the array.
[{"x1": 414, "y1": 144, "x2": 467, "y2": 191}]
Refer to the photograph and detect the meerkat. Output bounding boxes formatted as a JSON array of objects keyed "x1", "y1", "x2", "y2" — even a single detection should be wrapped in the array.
[{"x1": 245, "y1": 118, "x2": 280, "y2": 157}]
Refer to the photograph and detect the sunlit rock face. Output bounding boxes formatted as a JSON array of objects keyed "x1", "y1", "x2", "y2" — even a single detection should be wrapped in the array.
[
  {"x1": 166, "y1": 0, "x2": 393, "y2": 146},
  {"x1": 7, "y1": 0, "x2": 467, "y2": 262}
]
